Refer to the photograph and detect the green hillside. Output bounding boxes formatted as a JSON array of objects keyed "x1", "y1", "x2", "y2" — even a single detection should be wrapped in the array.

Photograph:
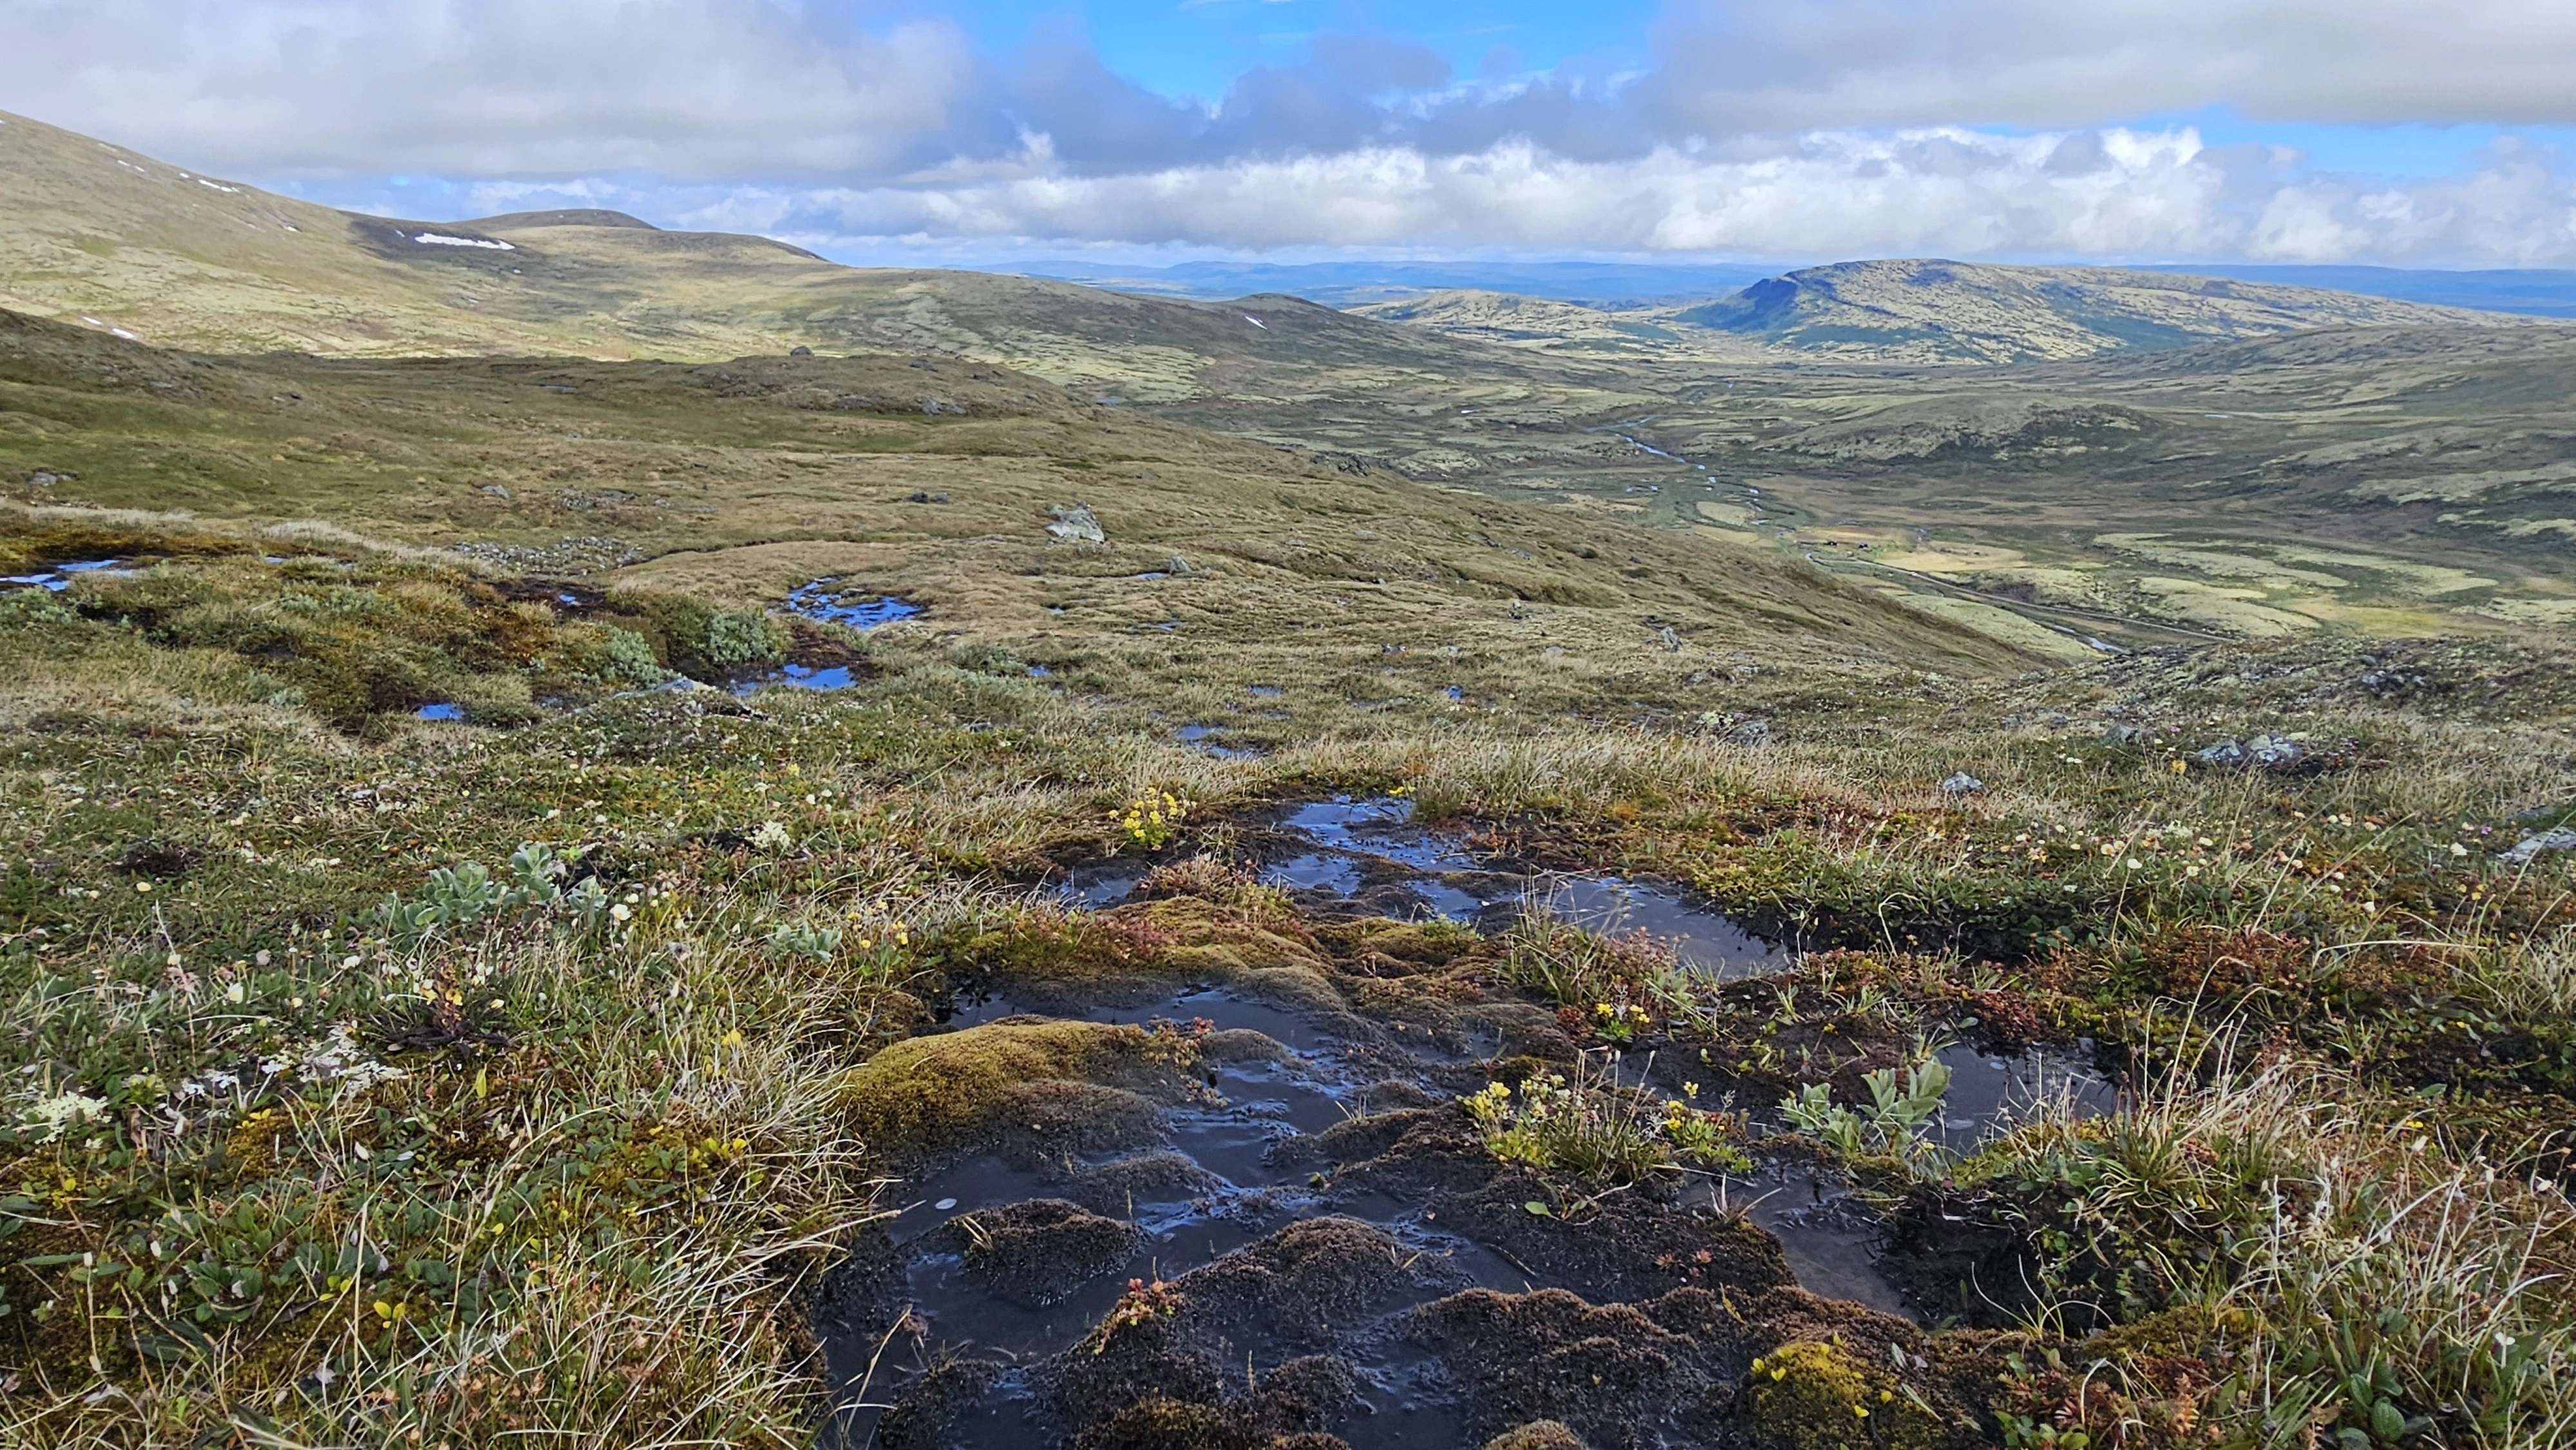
[
  {"x1": 0, "y1": 108, "x2": 1614, "y2": 410},
  {"x1": 0, "y1": 304, "x2": 2026, "y2": 735},
  {"x1": 4, "y1": 111, "x2": 2576, "y2": 1450}
]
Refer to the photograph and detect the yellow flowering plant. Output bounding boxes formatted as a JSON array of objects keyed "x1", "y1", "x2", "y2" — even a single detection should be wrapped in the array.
[{"x1": 1117, "y1": 790, "x2": 1188, "y2": 851}]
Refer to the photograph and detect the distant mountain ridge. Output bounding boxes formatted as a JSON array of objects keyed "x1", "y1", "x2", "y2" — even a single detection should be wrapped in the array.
[
  {"x1": 1030, "y1": 256, "x2": 2576, "y2": 321},
  {"x1": 1016, "y1": 258, "x2": 1783, "y2": 308},
  {"x1": 1356, "y1": 259, "x2": 2548, "y2": 364},
  {"x1": 1674, "y1": 259, "x2": 2530, "y2": 361}
]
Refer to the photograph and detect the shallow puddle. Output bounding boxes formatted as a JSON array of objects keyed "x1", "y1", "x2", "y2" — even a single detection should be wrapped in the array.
[
  {"x1": 730, "y1": 662, "x2": 858, "y2": 695},
  {"x1": 892, "y1": 796, "x2": 2127, "y2": 1444},
  {"x1": 1513, "y1": 874, "x2": 1782, "y2": 979},
  {"x1": 728, "y1": 579, "x2": 914, "y2": 692},
  {"x1": 2, "y1": 557, "x2": 124, "y2": 592},
  {"x1": 1175, "y1": 722, "x2": 1258, "y2": 759},
  {"x1": 1933, "y1": 1042, "x2": 2120, "y2": 1147},
  {"x1": 831, "y1": 941, "x2": 2128, "y2": 1445},
  {"x1": 783, "y1": 578, "x2": 921, "y2": 630},
  {"x1": 1245, "y1": 795, "x2": 1783, "y2": 980}
]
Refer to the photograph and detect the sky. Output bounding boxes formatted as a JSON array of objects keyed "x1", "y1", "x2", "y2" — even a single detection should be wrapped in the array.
[{"x1": 4, "y1": 0, "x2": 2576, "y2": 268}]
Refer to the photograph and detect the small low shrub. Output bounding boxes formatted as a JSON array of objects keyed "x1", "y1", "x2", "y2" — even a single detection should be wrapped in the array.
[
  {"x1": 602, "y1": 625, "x2": 669, "y2": 684},
  {"x1": 376, "y1": 843, "x2": 600, "y2": 943},
  {"x1": 766, "y1": 920, "x2": 844, "y2": 961},
  {"x1": 1780, "y1": 1053, "x2": 1953, "y2": 1170},
  {"x1": 704, "y1": 608, "x2": 786, "y2": 668},
  {"x1": 0, "y1": 587, "x2": 78, "y2": 627},
  {"x1": 1466, "y1": 1049, "x2": 1749, "y2": 1182}
]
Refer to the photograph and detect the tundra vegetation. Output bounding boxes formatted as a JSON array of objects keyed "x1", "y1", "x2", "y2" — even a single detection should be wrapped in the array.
[{"x1": 3, "y1": 112, "x2": 2576, "y2": 1450}]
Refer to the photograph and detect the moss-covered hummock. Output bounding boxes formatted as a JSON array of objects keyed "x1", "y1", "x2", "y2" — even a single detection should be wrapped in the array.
[
  {"x1": 835, "y1": 1018, "x2": 1200, "y2": 1162},
  {"x1": 1741, "y1": 1340, "x2": 1941, "y2": 1450},
  {"x1": 1483, "y1": 1422, "x2": 1591, "y2": 1450}
]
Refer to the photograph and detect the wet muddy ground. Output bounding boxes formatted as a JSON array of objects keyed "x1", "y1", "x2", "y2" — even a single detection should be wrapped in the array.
[{"x1": 816, "y1": 799, "x2": 2117, "y2": 1449}]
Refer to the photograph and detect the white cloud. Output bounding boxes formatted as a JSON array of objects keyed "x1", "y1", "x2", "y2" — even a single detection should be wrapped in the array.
[
  {"x1": 613, "y1": 129, "x2": 2576, "y2": 266},
  {"x1": 3, "y1": 0, "x2": 2575, "y2": 261},
  {"x1": 1644, "y1": 0, "x2": 2576, "y2": 131},
  {"x1": 0, "y1": 0, "x2": 977, "y2": 176}
]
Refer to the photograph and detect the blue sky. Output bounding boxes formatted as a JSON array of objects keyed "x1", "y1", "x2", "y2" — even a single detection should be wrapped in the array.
[
  {"x1": 5, "y1": 0, "x2": 2575, "y2": 266},
  {"x1": 933, "y1": 0, "x2": 1663, "y2": 99}
]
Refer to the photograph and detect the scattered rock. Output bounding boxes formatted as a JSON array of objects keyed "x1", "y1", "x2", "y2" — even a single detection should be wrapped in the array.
[
  {"x1": 2501, "y1": 828, "x2": 2576, "y2": 865},
  {"x1": 2247, "y1": 734, "x2": 2302, "y2": 768},
  {"x1": 788, "y1": 345, "x2": 813, "y2": 357},
  {"x1": 1940, "y1": 771, "x2": 1984, "y2": 796},
  {"x1": 478, "y1": 484, "x2": 511, "y2": 500},
  {"x1": 2183, "y1": 733, "x2": 2311, "y2": 771},
  {"x1": 1656, "y1": 626, "x2": 1681, "y2": 652},
  {"x1": 904, "y1": 490, "x2": 950, "y2": 504},
  {"x1": 1048, "y1": 504, "x2": 1106, "y2": 543}
]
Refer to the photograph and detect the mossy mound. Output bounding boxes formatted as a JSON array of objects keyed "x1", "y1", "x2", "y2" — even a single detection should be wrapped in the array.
[
  {"x1": 1326, "y1": 1109, "x2": 1796, "y2": 1304},
  {"x1": 941, "y1": 1198, "x2": 1142, "y2": 1308},
  {"x1": 838, "y1": 1018, "x2": 1200, "y2": 1164},
  {"x1": 1073, "y1": 1395, "x2": 1258, "y2": 1450},
  {"x1": 1741, "y1": 1339, "x2": 1942, "y2": 1450},
  {"x1": 1483, "y1": 1423, "x2": 1590, "y2": 1450},
  {"x1": 1410, "y1": 1286, "x2": 1729, "y2": 1448}
]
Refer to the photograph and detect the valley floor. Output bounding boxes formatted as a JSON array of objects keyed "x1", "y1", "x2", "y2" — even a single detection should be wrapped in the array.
[{"x1": 4, "y1": 513, "x2": 2574, "y2": 1449}]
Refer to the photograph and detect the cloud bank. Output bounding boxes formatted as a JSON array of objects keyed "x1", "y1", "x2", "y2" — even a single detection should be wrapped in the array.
[{"x1": 3, "y1": 0, "x2": 2575, "y2": 263}]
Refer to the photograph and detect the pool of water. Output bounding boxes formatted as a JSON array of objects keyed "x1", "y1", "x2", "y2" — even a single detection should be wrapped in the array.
[
  {"x1": 2, "y1": 558, "x2": 124, "y2": 592},
  {"x1": 1245, "y1": 796, "x2": 1783, "y2": 979},
  {"x1": 1513, "y1": 874, "x2": 1783, "y2": 979},
  {"x1": 1054, "y1": 860, "x2": 1154, "y2": 907},
  {"x1": 783, "y1": 578, "x2": 922, "y2": 630},
  {"x1": 729, "y1": 662, "x2": 857, "y2": 695},
  {"x1": 1933, "y1": 1042, "x2": 2121, "y2": 1147},
  {"x1": 1175, "y1": 724, "x2": 1259, "y2": 760},
  {"x1": 1048, "y1": 794, "x2": 1784, "y2": 982}
]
